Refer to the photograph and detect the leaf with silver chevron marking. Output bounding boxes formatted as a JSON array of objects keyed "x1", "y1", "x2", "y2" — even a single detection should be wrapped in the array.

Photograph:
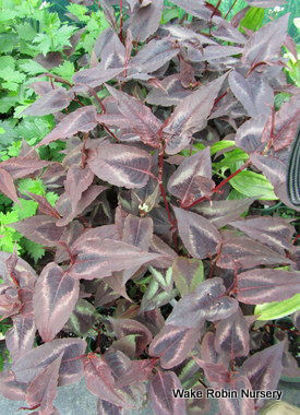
[
  {"x1": 83, "y1": 354, "x2": 132, "y2": 408},
  {"x1": 214, "y1": 309, "x2": 250, "y2": 358},
  {"x1": 25, "y1": 353, "x2": 63, "y2": 411},
  {"x1": 64, "y1": 165, "x2": 94, "y2": 211},
  {"x1": 87, "y1": 143, "x2": 153, "y2": 189},
  {"x1": 166, "y1": 278, "x2": 238, "y2": 329},
  {"x1": 105, "y1": 85, "x2": 161, "y2": 147},
  {"x1": 173, "y1": 207, "x2": 221, "y2": 259},
  {"x1": 33, "y1": 263, "x2": 79, "y2": 342},
  {"x1": 36, "y1": 106, "x2": 98, "y2": 148},
  {"x1": 236, "y1": 269, "x2": 300, "y2": 304},
  {"x1": 242, "y1": 14, "x2": 289, "y2": 65},
  {"x1": 163, "y1": 74, "x2": 227, "y2": 154},
  {"x1": 10, "y1": 215, "x2": 64, "y2": 247},
  {"x1": 149, "y1": 324, "x2": 201, "y2": 369},
  {"x1": 0, "y1": 157, "x2": 52, "y2": 179},
  {"x1": 149, "y1": 369, "x2": 187, "y2": 415},
  {"x1": 69, "y1": 239, "x2": 160, "y2": 280},
  {"x1": 167, "y1": 148, "x2": 214, "y2": 207},
  {"x1": 6, "y1": 315, "x2": 36, "y2": 361},
  {"x1": 229, "y1": 71, "x2": 273, "y2": 118},
  {"x1": 129, "y1": 0, "x2": 163, "y2": 42},
  {"x1": 12, "y1": 338, "x2": 86, "y2": 384},
  {"x1": 241, "y1": 342, "x2": 285, "y2": 398},
  {"x1": 22, "y1": 87, "x2": 73, "y2": 116},
  {"x1": 229, "y1": 216, "x2": 294, "y2": 254},
  {"x1": 217, "y1": 232, "x2": 292, "y2": 269}
]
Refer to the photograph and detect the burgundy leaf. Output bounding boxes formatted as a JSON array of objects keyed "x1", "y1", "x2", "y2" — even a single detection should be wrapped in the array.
[
  {"x1": 115, "y1": 358, "x2": 157, "y2": 388},
  {"x1": 193, "y1": 357, "x2": 230, "y2": 384},
  {"x1": 64, "y1": 165, "x2": 94, "y2": 211},
  {"x1": 146, "y1": 75, "x2": 191, "y2": 107},
  {"x1": 217, "y1": 232, "x2": 292, "y2": 269},
  {"x1": 36, "y1": 106, "x2": 98, "y2": 148},
  {"x1": 241, "y1": 342, "x2": 285, "y2": 399},
  {"x1": 168, "y1": 148, "x2": 214, "y2": 206},
  {"x1": 246, "y1": 0, "x2": 286, "y2": 6},
  {"x1": 104, "y1": 85, "x2": 162, "y2": 147},
  {"x1": 10, "y1": 215, "x2": 64, "y2": 247},
  {"x1": 230, "y1": 216, "x2": 294, "y2": 253},
  {"x1": 6, "y1": 316, "x2": 36, "y2": 361},
  {"x1": 83, "y1": 355, "x2": 132, "y2": 407},
  {"x1": 12, "y1": 338, "x2": 86, "y2": 385},
  {"x1": 87, "y1": 143, "x2": 153, "y2": 189},
  {"x1": 163, "y1": 74, "x2": 227, "y2": 154},
  {"x1": 23, "y1": 88, "x2": 73, "y2": 116},
  {"x1": 129, "y1": 37, "x2": 179, "y2": 78},
  {"x1": 69, "y1": 239, "x2": 160, "y2": 280},
  {"x1": 0, "y1": 284, "x2": 22, "y2": 319},
  {"x1": 71, "y1": 224, "x2": 119, "y2": 250},
  {"x1": 27, "y1": 193, "x2": 61, "y2": 219},
  {"x1": 270, "y1": 94, "x2": 300, "y2": 151},
  {"x1": 0, "y1": 370, "x2": 27, "y2": 401},
  {"x1": 0, "y1": 167, "x2": 18, "y2": 203},
  {"x1": 0, "y1": 251, "x2": 37, "y2": 288},
  {"x1": 0, "y1": 157, "x2": 52, "y2": 179},
  {"x1": 173, "y1": 207, "x2": 221, "y2": 259},
  {"x1": 129, "y1": 0, "x2": 163, "y2": 42},
  {"x1": 149, "y1": 324, "x2": 201, "y2": 369},
  {"x1": 124, "y1": 215, "x2": 152, "y2": 247},
  {"x1": 228, "y1": 71, "x2": 274, "y2": 118},
  {"x1": 242, "y1": 14, "x2": 289, "y2": 66},
  {"x1": 66, "y1": 298, "x2": 96, "y2": 336},
  {"x1": 149, "y1": 370, "x2": 187, "y2": 415},
  {"x1": 236, "y1": 268, "x2": 300, "y2": 304},
  {"x1": 170, "y1": 0, "x2": 211, "y2": 20},
  {"x1": 214, "y1": 309, "x2": 250, "y2": 359},
  {"x1": 234, "y1": 115, "x2": 267, "y2": 153},
  {"x1": 109, "y1": 317, "x2": 153, "y2": 355},
  {"x1": 29, "y1": 81, "x2": 53, "y2": 96},
  {"x1": 25, "y1": 354, "x2": 63, "y2": 411},
  {"x1": 33, "y1": 263, "x2": 80, "y2": 342},
  {"x1": 73, "y1": 66, "x2": 124, "y2": 88},
  {"x1": 194, "y1": 198, "x2": 255, "y2": 228},
  {"x1": 166, "y1": 278, "x2": 238, "y2": 329}
]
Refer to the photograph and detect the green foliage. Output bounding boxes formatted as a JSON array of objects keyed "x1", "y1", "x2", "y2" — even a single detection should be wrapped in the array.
[
  {"x1": 240, "y1": 7, "x2": 265, "y2": 32},
  {"x1": 255, "y1": 294, "x2": 300, "y2": 321},
  {"x1": 229, "y1": 171, "x2": 278, "y2": 200}
]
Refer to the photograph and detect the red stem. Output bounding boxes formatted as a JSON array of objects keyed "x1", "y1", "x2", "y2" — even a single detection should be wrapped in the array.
[
  {"x1": 183, "y1": 161, "x2": 251, "y2": 209},
  {"x1": 293, "y1": 234, "x2": 300, "y2": 244},
  {"x1": 225, "y1": 0, "x2": 238, "y2": 19},
  {"x1": 119, "y1": 0, "x2": 123, "y2": 43},
  {"x1": 158, "y1": 146, "x2": 174, "y2": 228}
]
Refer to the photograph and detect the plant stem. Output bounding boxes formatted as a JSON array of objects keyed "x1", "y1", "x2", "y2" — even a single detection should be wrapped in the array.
[
  {"x1": 224, "y1": 0, "x2": 238, "y2": 19},
  {"x1": 119, "y1": 0, "x2": 124, "y2": 43},
  {"x1": 158, "y1": 145, "x2": 174, "y2": 227},
  {"x1": 183, "y1": 160, "x2": 251, "y2": 209}
]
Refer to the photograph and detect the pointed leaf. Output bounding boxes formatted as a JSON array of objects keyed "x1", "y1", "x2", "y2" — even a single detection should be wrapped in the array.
[
  {"x1": 36, "y1": 106, "x2": 97, "y2": 148},
  {"x1": 64, "y1": 165, "x2": 94, "y2": 211},
  {"x1": 230, "y1": 216, "x2": 294, "y2": 253},
  {"x1": 173, "y1": 207, "x2": 221, "y2": 259},
  {"x1": 168, "y1": 148, "x2": 214, "y2": 206},
  {"x1": 166, "y1": 278, "x2": 238, "y2": 329},
  {"x1": 254, "y1": 294, "x2": 300, "y2": 321},
  {"x1": 149, "y1": 324, "x2": 200, "y2": 369},
  {"x1": 26, "y1": 354, "x2": 63, "y2": 411},
  {"x1": 149, "y1": 370, "x2": 187, "y2": 415},
  {"x1": 83, "y1": 355, "x2": 132, "y2": 408},
  {"x1": 129, "y1": 0, "x2": 163, "y2": 42},
  {"x1": 214, "y1": 309, "x2": 250, "y2": 358},
  {"x1": 6, "y1": 316, "x2": 36, "y2": 361},
  {"x1": 236, "y1": 269, "x2": 300, "y2": 304},
  {"x1": 0, "y1": 167, "x2": 18, "y2": 202},
  {"x1": 23, "y1": 88, "x2": 73, "y2": 116},
  {"x1": 0, "y1": 157, "x2": 52, "y2": 179},
  {"x1": 12, "y1": 338, "x2": 86, "y2": 385},
  {"x1": 229, "y1": 71, "x2": 273, "y2": 118},
  {"x1": 10, "y1": 215, "x2": 64, "y2": 247},
  {"x1": 163, "y1": 74, "x2": 227, "y2": 154},
  {"x1": 87, "y1": 143, "x2": 153, "y2": 189},
  {"x1": 241, "y1": 342, "x2": 285, "y2": 395},
  {"x1": 33, "y1": 263, "x2": 80, "y2": 342}
]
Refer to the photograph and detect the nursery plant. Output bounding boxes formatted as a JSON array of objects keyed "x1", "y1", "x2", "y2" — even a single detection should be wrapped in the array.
[{"x1": 0, "y1": 0, "x2": 299, "y2": 414}]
